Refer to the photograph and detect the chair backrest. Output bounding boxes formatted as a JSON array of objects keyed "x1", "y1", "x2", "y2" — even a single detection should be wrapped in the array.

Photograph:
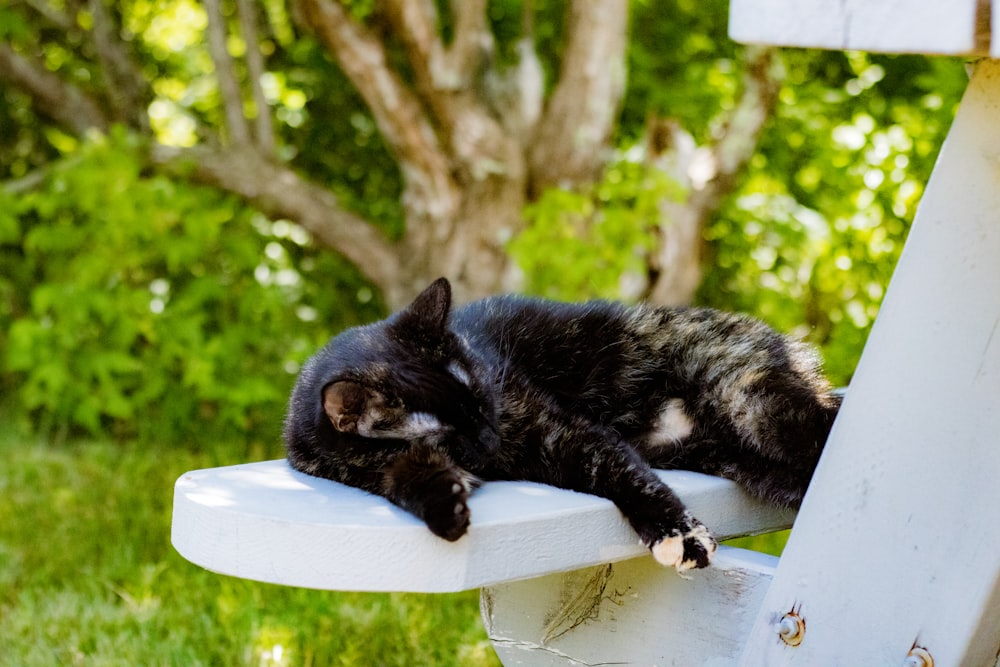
[{"x1": 729, "y1": 4, "x2": 1000, "y2": 662}]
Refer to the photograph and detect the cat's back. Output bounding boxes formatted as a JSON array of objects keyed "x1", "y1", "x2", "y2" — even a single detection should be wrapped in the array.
[
  {"x1": 449, "y1": 293, "x2": 735, "y2": 349},
  {"x1": 450, "y1": 293, "x2": 633, "y2": 348},
  {"x1": 447, "y1": 293, "x2": 801, "y2": 387}
]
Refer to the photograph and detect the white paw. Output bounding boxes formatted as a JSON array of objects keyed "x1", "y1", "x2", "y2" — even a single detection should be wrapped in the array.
[
  {"x1": 652, "y1": 534, "x2": 686, "y2": 567},
  {"x1": 651, "y1": 515, "x2": 717, "y2": 573}
]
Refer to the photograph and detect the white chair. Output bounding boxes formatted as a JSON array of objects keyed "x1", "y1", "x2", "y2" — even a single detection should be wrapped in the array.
[{"x1": 173, "y1": 2, "x2": 1000, "y2": 663}]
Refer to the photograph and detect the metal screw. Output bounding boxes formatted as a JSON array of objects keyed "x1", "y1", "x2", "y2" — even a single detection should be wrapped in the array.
[
  {"x1": 778, "y1": 612, "x2": 805, "y2": 646},
  {"x1": 903, "y1": 646, "x2": 933, "y2": 667}
]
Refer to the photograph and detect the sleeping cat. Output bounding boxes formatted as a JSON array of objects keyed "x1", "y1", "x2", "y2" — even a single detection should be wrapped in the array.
[{"x1": 283, "y1": 278, "x2": 840, "y2": 572}]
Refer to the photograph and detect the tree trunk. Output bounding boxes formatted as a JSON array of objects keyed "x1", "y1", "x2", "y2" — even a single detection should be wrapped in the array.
[
  {"x1": 297, "y1": 0, "x2": 625, "y2": 307},
  {"x1": 643, "y1": 46, "x2": 783, "y2": 306},
  {"x1": 0, "y1": 1, "x2": 782, "y2": 310}
]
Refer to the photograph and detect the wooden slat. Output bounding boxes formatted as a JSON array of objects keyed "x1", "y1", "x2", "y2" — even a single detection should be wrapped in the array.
[
  {"x1": 482, "y1": 546, "x2": 777, "y2": 666},
  {"x1": 729, "y1": 0, "x2": 984, "y2": 55},
  {"x1": 171, "y1": 459, "x2": 794, "y2": 593},
  {"x1": 992, "y1": 0, "x2": 1000, "y2": 57},
  {"x1": 739, "y1": 60, "x2": 1000, "y2": 666}
]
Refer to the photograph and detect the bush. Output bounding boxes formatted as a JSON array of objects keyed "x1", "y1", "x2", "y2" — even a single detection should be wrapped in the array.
[
  {"x1": 0, "y1": 129, "x2": 382, "y2": 445},
  {"x1": 511, "y1": 156, "x2": 683, "y2": 301}
]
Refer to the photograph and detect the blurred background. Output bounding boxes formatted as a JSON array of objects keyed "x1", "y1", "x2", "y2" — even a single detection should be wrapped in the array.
[{"x1": 0, "y1": 0, "x2": 967, "y2": 664}]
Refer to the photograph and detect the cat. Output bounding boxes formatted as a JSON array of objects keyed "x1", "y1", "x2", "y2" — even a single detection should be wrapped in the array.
[{"x1": 283, "y1": 278, "x2": 840, "y2": 572}]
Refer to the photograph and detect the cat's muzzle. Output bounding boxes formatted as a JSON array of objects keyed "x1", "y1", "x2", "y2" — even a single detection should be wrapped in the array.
[{"x1": 478, "y1": 423, "x2": 501, "y2": 453}]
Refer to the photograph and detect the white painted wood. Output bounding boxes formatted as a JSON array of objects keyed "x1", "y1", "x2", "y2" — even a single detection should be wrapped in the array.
[
  {"x1": 739, "y1": 59, "x2": 1000, "y2": 666},
  {"x1": 482, "y1": 546, "x2": 777, "y2": 667},
  {"x1": 993, "y1": 0, "x2": 1000, "y2": 58},
  {"x1": 171, "y1": 459, "x2": 794, "y2": 593},
  {"x1": 729, "y1": 0, "x2": 983, "y2": 55}
]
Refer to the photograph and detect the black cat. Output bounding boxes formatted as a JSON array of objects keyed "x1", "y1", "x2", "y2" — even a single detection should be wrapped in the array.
[{"x1": 283, "y1": 278, "x2": 840, "y2": 572}]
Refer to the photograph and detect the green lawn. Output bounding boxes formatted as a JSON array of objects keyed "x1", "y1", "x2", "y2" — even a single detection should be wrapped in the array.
[
  {"x1": 0, "y1": 429, "x2": 788, "y2": 666},
  {"x1": 0, "y1": 434, "x2": 499, "y2": 667}
]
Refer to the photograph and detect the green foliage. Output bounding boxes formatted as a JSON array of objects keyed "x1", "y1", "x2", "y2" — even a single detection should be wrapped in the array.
[
  {"x1": 0, "y1": 433, "x2": 498, "y2": 666},
  {"x1": 624, "y1": 0, "x2": 738, "y2": 143},
  {"x1": 0, "y1": 0, "x2": 969, "y2": 433},
  {"x1": 700, "y1": 53, "x2": 965, "y2": 385},
  {"x1": 268, "y1": 32, "x2": 407, "y2": 238},
  {"x1": 724, "y1": 530, "x2": 790, "y2": 557},
  {"x1": 515, "y1": 35, "x2": 965, "y2": 386},
  {"x1": 512, "y1": 157, "x2": 684, "y2": 301},
  {"x1": 1, "y1": 129, "x2": 381, "y2": 444}
]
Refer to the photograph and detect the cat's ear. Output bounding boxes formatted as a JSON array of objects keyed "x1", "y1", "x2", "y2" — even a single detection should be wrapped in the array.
[
  {"x1": 401, "y1": 278, "x2": 452, "y2": 333},
  {"x1": 323, "y1": 380, "x2": 380, "y2": 433}
]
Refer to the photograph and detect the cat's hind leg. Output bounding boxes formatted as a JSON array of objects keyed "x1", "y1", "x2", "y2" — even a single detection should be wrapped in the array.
[
  {"x1": 714, "y1": 382, "x2": 840, "y2": 507},
  {"x1": 654, "y1": 436, "x2": 815, "y2": 508}
]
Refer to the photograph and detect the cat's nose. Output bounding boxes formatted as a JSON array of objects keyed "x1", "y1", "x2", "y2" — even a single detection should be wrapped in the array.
[{"x1": 479, "y1": 423, "x2": 501, "y2": 452}]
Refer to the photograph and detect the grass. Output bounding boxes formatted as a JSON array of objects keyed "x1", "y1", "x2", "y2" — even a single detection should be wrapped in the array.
[
  {"x1": 0, "y1": 424, "x2": 790, "y2": 666},
  {"x1": 0, "y1": 432, "x2": 499, "y2": 667}
]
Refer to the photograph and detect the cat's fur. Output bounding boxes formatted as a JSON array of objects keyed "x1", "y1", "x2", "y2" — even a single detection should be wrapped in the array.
[{"x1": 284, "y1": 278, "x2": 840, "y2": 572}]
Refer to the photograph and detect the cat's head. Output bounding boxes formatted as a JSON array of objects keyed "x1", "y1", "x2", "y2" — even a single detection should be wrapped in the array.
[{"x1": 320, "y1": 278, "x2": 501, "y2": 457}]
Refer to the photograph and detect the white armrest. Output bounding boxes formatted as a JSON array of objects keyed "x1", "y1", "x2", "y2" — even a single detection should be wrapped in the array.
[{"x1": 171, "y1": 459, "x2": 794, "y2": 593}]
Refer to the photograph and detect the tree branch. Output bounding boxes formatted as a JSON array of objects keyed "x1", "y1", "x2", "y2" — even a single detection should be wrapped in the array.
[
  {"x1": 382, "y1": 0, "x2": 462, "y2": 136},
  {"x1": 528, "y1": 0, "x2": 628, "y2": 192},
  {"x1": 0, "y1": 42, "x2": 109, "y2": 136},
  {"x1": 644, "y1": 47, "x2": 784, "y2": 305},
  {"x1": 152, "y1": 144, "x2": 400, "y2": 293},
  {"x1": 444, "y1": 0, "x2": 494, "y2": 88},
  {"x1": 235, "y1": 0, "x2": 275, "y2": 155},
  {"x1": 298, "y1": 0, "x2": 457, "y2": 221},
  {"x1": 382, "y1": 0, "x2": 441, "y2": 92},
  {"x1": 516, "y1": 0, "x2": 542, "y2": 124},
  {"x1": 21, "y1": 0, "x2": 76, "y2": 31},
  {"x1": 382, "y1": 0, "x2": 519, "y2": 167},
  {"x1": 88, "y1": 0, "x2": 151, "y2": 131},
  {"x1": 204, "y1": 0, "x2": 252, "y2": 145},
  {"x1": 689, "y1": 46, "x2": 784, "y2": 215},
  {"x1": 383, "y1": 0, "x2": 494, "y2": 97},
  {"x1": 2, "y1": 156, "x2": 83, "y2": 194}
]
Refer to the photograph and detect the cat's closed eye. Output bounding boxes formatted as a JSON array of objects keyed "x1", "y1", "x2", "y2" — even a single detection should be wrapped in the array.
[
  {"x1": 447, "y1": 360, "x2": 472, "y2": 386},
  {"x1": 322, "y1": 381, "x2": 425, "y2": 438}
]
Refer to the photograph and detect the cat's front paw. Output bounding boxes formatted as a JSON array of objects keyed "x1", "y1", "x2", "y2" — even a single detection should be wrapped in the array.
[
  {"x1": 422, "y1": 470, "x2": 475, "y2": 542},
  {"x1": 651, "y1": 512, "x2": 717, "y2": 573}
]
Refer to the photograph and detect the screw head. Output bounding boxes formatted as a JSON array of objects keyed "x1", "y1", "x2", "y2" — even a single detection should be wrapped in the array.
[
  {"x1": 778, "y1": 612, "x2": 805, "y2": 646},
  {"x1": 903, "y1": 646, "x2": 933, "y2": 667}
]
